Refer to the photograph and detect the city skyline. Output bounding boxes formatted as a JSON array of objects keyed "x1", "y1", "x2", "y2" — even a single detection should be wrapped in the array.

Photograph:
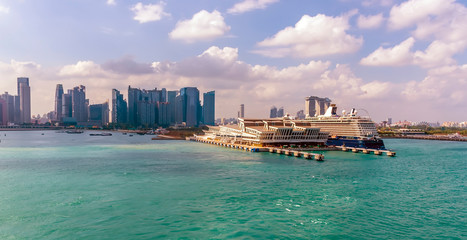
[{"x1": 0, "y1": 0, "x2": 466, "y2": 122}]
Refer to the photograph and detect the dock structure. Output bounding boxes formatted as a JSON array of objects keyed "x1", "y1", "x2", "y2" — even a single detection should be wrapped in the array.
[
  {"x1": 337, "y1": 146, "x2": 396, "y2": 157},
  {"x1": 190, "y1": 137, "x2": 324, "y2": 161}
]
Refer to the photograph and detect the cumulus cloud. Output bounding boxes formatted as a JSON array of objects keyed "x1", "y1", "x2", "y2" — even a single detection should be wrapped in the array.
[
  {"x1": 402, "y1": 64, "x2": 467, "y2": 105},
  {"x1": 360, "y1": 37, "x2": 415, "y2": 66},
  {"x1": 106, "y1": 0, "x2": 116, "y2": 6},
  {"x1": 169, "y1": 10, "x2": 230, "y2": 43},
  {"x1": 366, "y1": 0, "x2": 467, "y2": 68},
  {"x1": 227, "y1": 0, "x2": 279, "y2": 14},
  {"x1": 357, "y1": 13, "x2": 384, "y2": 29},
  {"x1": 131, "y1": 2, "x2": 169, "y2": 23},
  {"x1": 364, "y1": 0, "x2": 467, "y2": 68},
  {"x1": 58, "y1": 61, "x2": 108, "y2": 77},
  {"x1": 388, "y1": 0, "x2": 453, "y2": 30},
  {"x1": 254, "y1": 13, "x2": 363, "y2": 58}
]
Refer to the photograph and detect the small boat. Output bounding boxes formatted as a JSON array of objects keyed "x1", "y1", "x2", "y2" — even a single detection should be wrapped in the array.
[
  {"x1": 90, "y1": 133, "x2": 112, "y2": 136},
  {"x1": 66, "y1": 130, "x2": 84, "y2": 134}
]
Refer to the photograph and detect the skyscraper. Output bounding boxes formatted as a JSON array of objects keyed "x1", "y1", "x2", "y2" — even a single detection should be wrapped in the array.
[
  {"x1": 167, "y1": 90, "x2": 177, "y2": 125},
  {"x1": 202, "y1": 91, "x2": 215, "y2": 126},
  {"x1": 112, "y1": 89, "x2": 128, "y2": 124},
  {"x1": 17, "y1": 77, "x2": 31, "y2": 124},
  {"x1": 62, "y1": 90, "x2": 73, "y2": 119},
  {"x1": 89, "y1": 102, "x2": 109, "y2": 127},
  {"x1": 239, "y1": 104, "x2": 244, "y2": 118},
  {"x1": 1, "y1": 92, "x2": 15, "y2": 124},
  {"x1": 54, "y1": 84, "x2": 64, "y2": 121},
  {"x1": 0, "y1": 98, "x2": 7, "y2": 125},
  {"x1": 277, "y1": 107, "x2": 284, "y2": 118},
  {"x1": 305, "y1": 96, "x2": 332, "y2": 117},
  {"x1": 72, "y1": 85, "x2": 87, "y2": 122},
  {"x1": 270, "y1": 106, "x2": 277, "y2": 118},
  {"x1": 127, "y1": 86, "x2": 159, "y2": 127},
  {"x1": 179, "y1": 87, "x2": 201, "y2": 127}
]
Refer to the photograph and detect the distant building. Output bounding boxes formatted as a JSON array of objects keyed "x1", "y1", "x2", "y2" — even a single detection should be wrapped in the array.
[
  {"x1": 277, "y1": 107, "x2": 284, "y2": 118},
  {"x1": 270, "y1": 106, "x2": 277, "y2": 118},
  {"x1": 238, "y1": 104, "x2": 245, "y2": 118},
  {"x1": 72, "y1": 85, "x2": 88, "y2": 122},
  {"x1": 178, "y1": 87, "x2": 201, "y2": 127},
  {"x1": 0, "y1": 98, "x2": 7, "y2": 125},
  {"x1": 112, "y1": 89, "x2": 128, "y2": 124},
  {"x1": 157, "y1": 102, "x2": 170, "y2": 127},
  {"x1": 387, "y1": 118, "x2": 392, "y2": 126},
  {"x1": 305, "y1": 96, "x2": 332, "y2": 117},
  {"x1": 1, "y1": 92, "x2": 16, "y2": 124},
  {"x1": 89, "y1": 102, "x2": 109, "y2": 127},
  {"x1": 18, "y1": 77, "x2": 31, "y2": 123},
  {"x1": 202, "y1": 91, "x2": 215, "y2": 126},
  {"x1": 54, "y1": 84, "x2": 64, "y2": 121},
  {"x1": 296, "y1": 110, "x2": 305, "y2": 120},
  {"x1": 167, "y1": 91, "x2": 178, "y2": 125},
  {"x1": 62, "y1": 90, "x2": 73, "y2": 119}
]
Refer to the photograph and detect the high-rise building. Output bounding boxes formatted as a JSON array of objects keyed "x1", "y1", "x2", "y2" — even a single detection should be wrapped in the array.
[
  {"x1": 112, "y1": 89, "x2": 128, "y2": 124},
  {"x1": 296, "y1": 110, "x2": 305, "y2": 120},
  {"x1": 18, "y1": 82, "x2": 31, "y2": 123},
  {"x1": 305, "y1": 96, "x2": 332, "y2": 117},
  {"x1": 72, "y1": 85, "x2": 87, "y2": 122},
  {"x1": 14, "y1": 95, "x2": 20, "y2": 123},
  {"x1": 89, "y1": 102, "x2": 109, "y2": 126},
  {"x1": 54, "y1": 84, "x2": 64, "y2": 121},
  {"x1": 0, "y1": 98, "x2": 7, "y2": 125},
  {"x1": 167, "y1": 91, "x2": 177, "y2": 125},
  {"x1": 305, "y1": 96, "x2": 319, "y2": 117},
  {"x1": 17, "y1": 77, "x2": 31, "y2": 124},
  {"x1": 157, "y1": 102, "x2": 170, "y2": 127},
  {"x1": 62, "y1": 90, "x2": 73, "y2": 119},
  {"x1": 202, "y1": 91, "x2": 215, "y2": 126},
  {"x1": 179, "y1": 87, "x2": 201, "y2": 127},
  {"x1": 127, "y1": 86, "x2": 159, "y2": 127},
  {"x1": 270, "y1": 106, "x2": 277, "y2": 118},
  {"x1": 1, "y1": 92, "x2": 15, "y2": 124},
  {"x1": 239, "y1": 104, "x2": 245, "y2": 118},
  {"x1": 277, "y1": 107, "x2": 284, "y2": 118}
]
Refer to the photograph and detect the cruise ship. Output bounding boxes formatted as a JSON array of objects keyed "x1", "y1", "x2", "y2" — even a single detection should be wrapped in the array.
[{"x1": 300, "y1": 104, "x2": 386, "y2": 149}]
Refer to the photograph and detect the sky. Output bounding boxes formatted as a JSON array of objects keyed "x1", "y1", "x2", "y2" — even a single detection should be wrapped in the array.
[{"x1": 0, "y1": 0, "x2": 466, "y2": 122}]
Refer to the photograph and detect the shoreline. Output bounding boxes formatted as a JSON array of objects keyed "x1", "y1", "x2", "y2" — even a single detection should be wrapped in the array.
[{"x1": 382, "y1": 135, "x2": 466, "y2": 142}]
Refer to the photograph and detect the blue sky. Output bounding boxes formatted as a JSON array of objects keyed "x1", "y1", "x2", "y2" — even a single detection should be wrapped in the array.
[{"x1": 0, "y1": 0, "x2": 466, "y2": 122}]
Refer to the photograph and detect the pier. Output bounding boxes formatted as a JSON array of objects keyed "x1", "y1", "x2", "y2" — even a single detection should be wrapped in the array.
[
  {"x1": 189, "y1": 136, "x2": 396, "y2": 160},
  {"x1": 336, "y1": 146, "x2": 396, "y2": 157},
  {"x1": 189, "y1": 137, "x2": 324, "y2": 161}
]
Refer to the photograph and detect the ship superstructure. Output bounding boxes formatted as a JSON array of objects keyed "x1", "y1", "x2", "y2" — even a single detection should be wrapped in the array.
[{"x1": 303, "y1": 104, "x2": 385, "y2": 149}]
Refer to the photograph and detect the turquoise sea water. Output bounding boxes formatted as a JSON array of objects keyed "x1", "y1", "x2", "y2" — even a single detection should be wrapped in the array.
[{"x1": 0, "y1": 131, "x2": 465, "y2": 239}]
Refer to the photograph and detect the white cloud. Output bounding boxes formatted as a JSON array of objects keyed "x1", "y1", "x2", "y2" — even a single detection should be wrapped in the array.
[
  {"x1": 169, "y1": 10, "x2": 230, "y2": 43},
  {"x1": 131, "y1": 2, "x2": 169, "y2": 24},
  {"x1": 364, "y1": 0, "x2": 467, "y2": 68},
  {"x1": 255, "y1": 13, "x2": 363, "y2": 58},
  {"x1": 388, "y1": 0, "x2": 453, "y2": 30},
  {"x1": 360, "y1": 37, "x2": 415, "y2": 66},
  {"x1": 359, "y1": 81, "x2": 391, "y2": 99},
  {"x1": 402, "y1": 64, "x2": 467, "y2": 105},
  {"x1": 227, "y1": 0, "x2": 279, "y2": 14},
  {"x1": 357, "y1": 13, "x2": 384, "y2": 29},
  {"x1": 58, "y1": 61, "x2": 108, "y2": 77},
  {"x1": 0, "y1": 5, "x2": 9, "y2": 14},
  {"x1": 106, "y1": 0, "x2": 116, "y2": 6}
]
